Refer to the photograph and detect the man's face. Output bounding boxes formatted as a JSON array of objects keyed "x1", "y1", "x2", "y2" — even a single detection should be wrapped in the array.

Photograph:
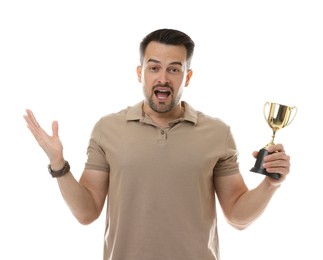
[{"x1": 137, "y1": 41, "x2": 192, "y2": 113}]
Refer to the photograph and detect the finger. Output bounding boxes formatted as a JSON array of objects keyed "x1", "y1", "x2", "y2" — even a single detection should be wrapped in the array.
[
  {"x1": 267, "y1": 143, "x2": 285, "y2": 153},
  {"x1": 24, "y1": 109, "x2": 40, "y2": 132},
  {"x1": 52, "y1": 121, "x2": 59, "y2": 138},
  {"x1": 265, "y1": 159, "x2": 290, "y2": 171},
  {"x1": 23, "y1": 114, "x2": 38, "y2": 136},
  {"x1": 265, "y1": 150, "x2": 289, "y2": 163},
  {"x1": 26, "y1": 109, "x2": 40, "y2": 128},
  {"x1": 24, "y1": 110, "x2": 49, "y2": 141},
  {"x1": 266, "y1": 166, "x2": 289, "y2": 178},
  {"x1": 252, "y1": 151, "x2": 258, "y2": 158},
  {"x1": 264, "y1": 156, "x2": 290, "y2": 175}
]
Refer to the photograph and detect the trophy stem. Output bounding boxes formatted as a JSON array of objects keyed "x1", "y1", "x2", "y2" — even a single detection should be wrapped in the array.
[{"x1": 265, "y1": 130, "x2": 276, "y2": 149}]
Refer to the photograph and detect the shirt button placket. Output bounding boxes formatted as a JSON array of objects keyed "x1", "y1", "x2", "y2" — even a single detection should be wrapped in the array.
[{"x1": 158, "y1": 129, "x2": 167, "y2": 143}]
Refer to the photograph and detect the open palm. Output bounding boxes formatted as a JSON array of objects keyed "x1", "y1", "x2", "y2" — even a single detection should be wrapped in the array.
[{"x1": 23, "y1": 109, "x2": 64, "y2": 164}]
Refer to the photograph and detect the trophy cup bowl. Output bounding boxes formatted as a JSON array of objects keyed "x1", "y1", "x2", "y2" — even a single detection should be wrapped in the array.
[{"x1": 250, "y1": 102, "x2": 297, "y2": 179}]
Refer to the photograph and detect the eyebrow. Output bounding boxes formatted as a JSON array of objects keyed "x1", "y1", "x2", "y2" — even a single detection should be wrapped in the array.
[{"x1": 147, "y1": 58, "x2": 183, "y2": 66}]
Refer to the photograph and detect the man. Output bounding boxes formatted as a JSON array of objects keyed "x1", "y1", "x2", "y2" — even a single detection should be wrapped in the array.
[{"x1": 24, "y1": 28, "x2": 290, "y2": 260}]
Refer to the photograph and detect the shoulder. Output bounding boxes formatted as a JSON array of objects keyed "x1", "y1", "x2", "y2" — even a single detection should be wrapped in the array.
[
  {"x1": 198, "y1": 111, "x2": 230, "y2": 128},
  {"x1": 183, "y1": 101, "x2": 230, "y2": 130},
  {"x1": 90, "y1": 102, "x2": 143, "y2": 135},
  {"x1": 98, "y1": 102, "x2": 142, "y2": 124}
]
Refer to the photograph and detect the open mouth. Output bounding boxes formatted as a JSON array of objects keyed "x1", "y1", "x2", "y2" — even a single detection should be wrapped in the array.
[{"x1": 154, "y1": 89, "x2": 171, "y2": 100}]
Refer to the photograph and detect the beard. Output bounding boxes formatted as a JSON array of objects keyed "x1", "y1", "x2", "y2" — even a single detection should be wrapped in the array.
[
  {"x1": 147, "y1": 96, "x2": 177, "y2": 113},
  {"x1": 145, "y1": 83, "x2": 181, "y2": 113}
]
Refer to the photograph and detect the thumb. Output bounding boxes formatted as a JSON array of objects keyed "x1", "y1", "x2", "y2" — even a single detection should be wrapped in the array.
[
  {"x1": 252, "y1": 151, "x2": 259, "y2": 158},
  {"x1": 52, "y1": 121, "x2": 59, "y2": 137}
]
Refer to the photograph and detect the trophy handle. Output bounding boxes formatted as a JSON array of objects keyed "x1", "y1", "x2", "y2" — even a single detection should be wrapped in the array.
[
  {"x1": 285, "y1": 106, "x2": 297, "y2": 126},
  {"x1": 263, "y1": 101, "x2": 270, "y2": 122}
]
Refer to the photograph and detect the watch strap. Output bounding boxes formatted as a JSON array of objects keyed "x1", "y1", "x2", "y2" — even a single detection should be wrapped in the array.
[{"x1": 48, "y1": 161, "x2": 70, "y2": 178}]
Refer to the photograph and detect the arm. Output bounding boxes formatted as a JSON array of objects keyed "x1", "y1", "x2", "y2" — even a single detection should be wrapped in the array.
[
  {"x1": 23, "y1": 109, "x2": 108, "y2": 225},
  {"x1": 215, "y1": 144, "x2": 290, "y2": 230},
  {"x1": 55, "y1": 168, "x2": 108, "y2": 225}
]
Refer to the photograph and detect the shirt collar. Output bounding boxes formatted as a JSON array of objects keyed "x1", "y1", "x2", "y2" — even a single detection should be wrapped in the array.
[{"x1": 125, "y1": 101, "x2": 198, "y2": 125}]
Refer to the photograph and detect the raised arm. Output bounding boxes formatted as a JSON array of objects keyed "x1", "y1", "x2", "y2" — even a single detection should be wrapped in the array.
[
  {"x1": 23, "y1": 109, "x2": 108, "y2": 224},
  {"x1": 215, "y1": 144, "x2": 290, "y2": 230}
]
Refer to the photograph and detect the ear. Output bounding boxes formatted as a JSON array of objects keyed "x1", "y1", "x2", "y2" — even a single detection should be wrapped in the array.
[
  {"x1": 185, "y1": 69, "x2": 193, "y2": 87},
  {"x1": 136, "y1": 65, "x2": 142, "y2": 83}
]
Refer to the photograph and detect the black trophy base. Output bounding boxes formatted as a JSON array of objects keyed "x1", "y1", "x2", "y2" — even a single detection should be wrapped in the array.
[{"x1": 250, "y1": 148, "x2": 281, "y2": 180}]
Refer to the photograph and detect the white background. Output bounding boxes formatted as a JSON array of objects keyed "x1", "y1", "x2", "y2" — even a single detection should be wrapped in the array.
[{"x1": 1, "y1": 1, "x2": 322, "y2": 259}]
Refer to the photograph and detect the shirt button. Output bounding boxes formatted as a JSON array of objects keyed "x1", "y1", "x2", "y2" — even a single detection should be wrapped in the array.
[{"x1": 161, "y1": 130, "x2": 165, "y2": 135}]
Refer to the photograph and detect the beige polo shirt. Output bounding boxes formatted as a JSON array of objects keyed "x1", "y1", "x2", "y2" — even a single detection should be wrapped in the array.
[{"x1": 85, "y1": 101, "x2": 240, "y2": 260}]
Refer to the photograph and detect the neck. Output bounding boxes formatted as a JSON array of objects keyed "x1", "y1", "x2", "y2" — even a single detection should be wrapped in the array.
[{"x1": 143, "y1": 101, "x2": 184, "y2": 127}]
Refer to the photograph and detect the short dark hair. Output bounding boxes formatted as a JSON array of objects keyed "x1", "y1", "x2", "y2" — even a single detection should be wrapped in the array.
[{"x1": 139, "y1": 28, "x2": 195, "y2": 68}]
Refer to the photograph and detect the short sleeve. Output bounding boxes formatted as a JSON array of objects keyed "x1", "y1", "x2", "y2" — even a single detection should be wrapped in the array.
[
  {"x1": 213, "y1": 127, "x2": 240, "y2": 177},
  {"x1": 84, "y1": 118, "x2": 110, "y2": 173}
]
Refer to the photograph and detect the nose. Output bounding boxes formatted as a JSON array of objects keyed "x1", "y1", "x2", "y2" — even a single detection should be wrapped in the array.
[{"x1": 157, "y1": 70, "x2": 170, "y2": 85}]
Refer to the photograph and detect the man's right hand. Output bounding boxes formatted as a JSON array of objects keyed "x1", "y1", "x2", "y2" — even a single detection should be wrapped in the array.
[{"x1": 23, "y1": 109, "x2": 65, "y2": 169}]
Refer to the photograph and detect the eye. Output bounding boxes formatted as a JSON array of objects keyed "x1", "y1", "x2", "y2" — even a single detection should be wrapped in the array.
[
  {"x1": 167, "y1": 66, "x2": 181, "y2": 74},
  {"x1": 148, "y1": 65, "x2": 160, "y2": 72}
]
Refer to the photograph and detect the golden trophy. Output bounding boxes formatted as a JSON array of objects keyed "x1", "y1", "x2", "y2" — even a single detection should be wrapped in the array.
[{"x1": 250, "y1": 102, "x2": 297, "y2": 179}]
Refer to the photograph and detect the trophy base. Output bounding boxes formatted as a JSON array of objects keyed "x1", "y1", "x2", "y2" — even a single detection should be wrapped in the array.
[{"x1": 250, "y1": 148, "x2": 281, "y2": 180}]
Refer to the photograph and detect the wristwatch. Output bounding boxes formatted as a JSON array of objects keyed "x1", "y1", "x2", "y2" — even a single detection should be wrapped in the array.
[{"x1": 48, "y1": 161, "x2": 70, "y2": 178}]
